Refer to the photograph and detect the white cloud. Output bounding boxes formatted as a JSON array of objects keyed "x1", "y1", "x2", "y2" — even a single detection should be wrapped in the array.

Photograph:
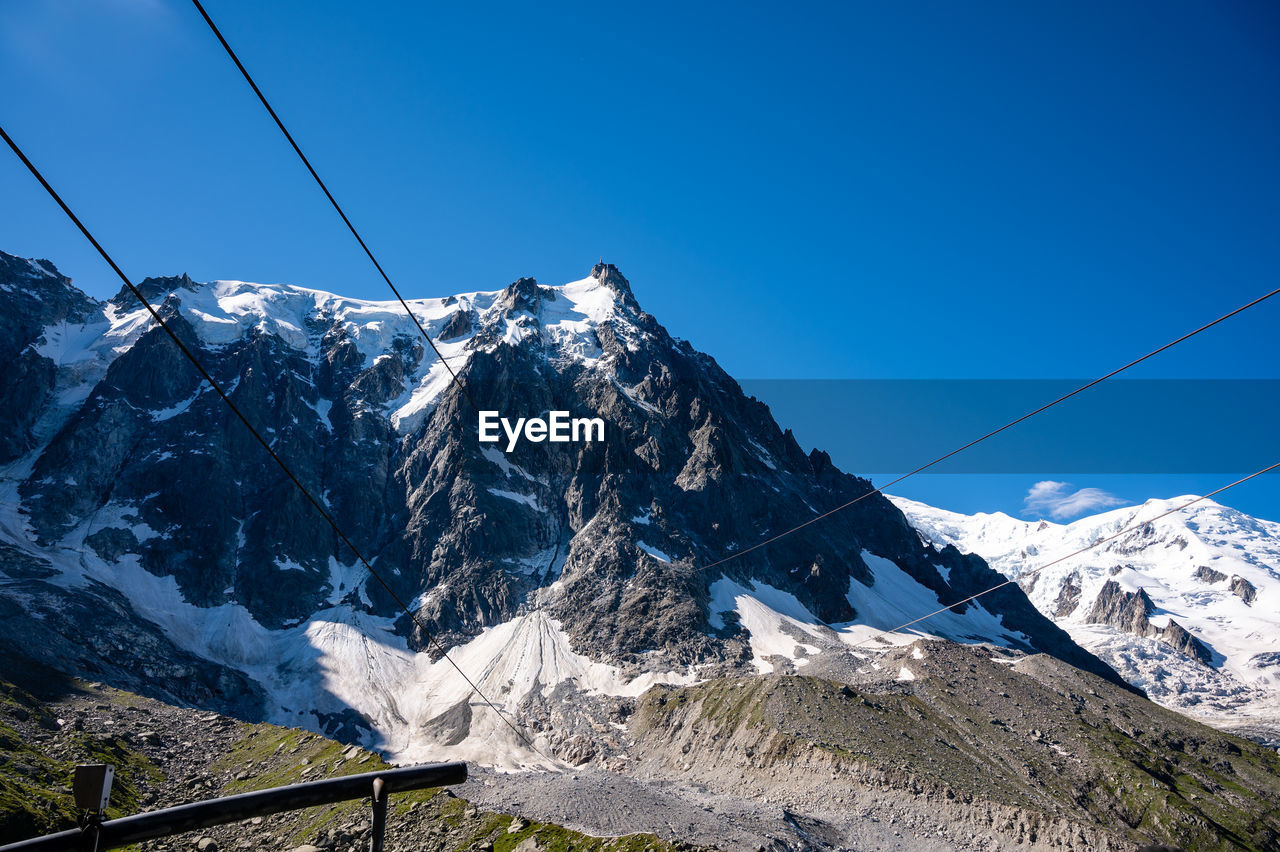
[{"x1": 1023, "y1": 480, "x2": 1127, "y2": 521}]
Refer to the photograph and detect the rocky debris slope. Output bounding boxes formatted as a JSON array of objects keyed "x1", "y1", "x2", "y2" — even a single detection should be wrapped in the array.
[
  {"x1": 0, "y1": 249, "x2": 1126, "y2": 766},
  {"x1": 0, "y1": 658, "x2": 703, "y2": 852},
  {"x1": 891, "y1": 495, "x2": 1280, "y2": 746},
  {"x1": 627, "y1": 642, "x2": 1280, "y2": 852}
]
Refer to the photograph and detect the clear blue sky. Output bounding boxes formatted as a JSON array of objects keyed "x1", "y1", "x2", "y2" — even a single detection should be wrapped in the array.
[{"x1": 2, "y1": 1, "x2": 1278, "y2": 520}]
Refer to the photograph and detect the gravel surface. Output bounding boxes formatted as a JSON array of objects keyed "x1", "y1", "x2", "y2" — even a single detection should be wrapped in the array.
[{"x1": 463, "y1": 762, "x2": 1021, "y2": 851}]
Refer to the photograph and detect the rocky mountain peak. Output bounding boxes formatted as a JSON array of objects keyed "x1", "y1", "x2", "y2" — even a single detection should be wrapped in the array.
[
  {"x1": 1231, "y1": 575, "x2": 1258, "y2": 605},
  {"x1": 1162, "y1": 620, "x2": 1215, "y2": 666},
  {"x1": 590, "y1": 261, "x2": 639, "y2": 310},
  {"x1": 1085, "y1": 580, "x2": 1216, "y2": 667},
  {"x1": 0, "y1": 251, "x2": 106, "y2": 461},
  {"x1": 501, "y1": 276, "x2": 545, "y2": 314},
  {"x1": 0, "y1": 251, "x2": 97, "y2": 328},
  {"x1": 807, "y1": 447, "x2": 832, "y2": 476},
  {"x1": 110, "y1": 274, "x2": 198, "y2": 310},
  {"x1": 0, "y1": 252, "x2": 65, "y2": 283}
]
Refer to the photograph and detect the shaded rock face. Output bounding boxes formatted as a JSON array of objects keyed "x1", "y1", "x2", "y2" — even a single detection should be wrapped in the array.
[
  {"x1": 1161, "y1": 621, "x2": 1214, "y2": 667},
  {"x1": 0, "y1": 255, "x2": 102, "y2": 462},
  {"x1": 437, "y1": 309, "x2": 471, "y2": 341},
  {"x1": 1088, "y1": 580, "x2": 1213, "y2": 666},
  {"x1": 0, "y1": 250, "x2": 1127, "y2": 691},
  {"x1": 1053, "y1": 570, "x2": 1082, "y2": 618},
  {"x1": 15, "y1": 307, "x2": 408, "y2": 627},
  {"x1": 0, "y1": 549, "x2": 266, "y2": 719},
  {"x1": 1087, "y1": 580, "x2": 1156, "y2": 636}
]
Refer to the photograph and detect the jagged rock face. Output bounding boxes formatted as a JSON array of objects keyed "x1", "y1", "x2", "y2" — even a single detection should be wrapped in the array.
[
  {"x1": 372, "y1": 268, "x2": 1120, "y2": 681},
  {"x1": 0, "y1": 250, "x2": 1128, "y2": 734},
  {"x1": 16, "y1": 292, "x2": 412, "y2": 627},
  {"x1": 1161, "y1": 621, "x2": 1213, "y2": 666},
  {"x1": 1232, "y1": 575, "x2": 1257, "y2": 605},
  {"x1": 1087, "y1": 580, "x2": 1156, "y2": 636},
  {"x1": 1086, "y1": 580, "x2": 1214, "y2": 666}
]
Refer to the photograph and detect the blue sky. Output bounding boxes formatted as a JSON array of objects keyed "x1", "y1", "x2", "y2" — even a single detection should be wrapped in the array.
[{"x1": 2, "y1": 1, "x2": 1278, "y2": 521}]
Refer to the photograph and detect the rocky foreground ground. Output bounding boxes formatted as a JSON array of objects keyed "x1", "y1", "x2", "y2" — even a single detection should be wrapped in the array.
[
  {"x1": 0, "y1": 672, "x2": 988, "y2": 852},
  {"x1": 4, "y1": 640, "x2": 1280, "y2": 851},
  {"x1": 0, "y1": 663, "x2": 702, "y2": 852}
]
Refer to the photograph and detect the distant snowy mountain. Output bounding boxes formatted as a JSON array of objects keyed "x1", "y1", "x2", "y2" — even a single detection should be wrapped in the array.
[
  {"x1": 0, "y1": 249, "x2": 1127, "y2": 769},
  {"x1": 890, "y1": 494, "x2": 1280, "y2": 745}
]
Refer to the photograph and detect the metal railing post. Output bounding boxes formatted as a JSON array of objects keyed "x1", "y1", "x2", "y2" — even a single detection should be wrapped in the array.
[
  {"x1": 369, "y1": 778, "x2": 387, "y2": 852},
  {"x1": 0, "y1": 761, "x2": 467, "y2": 852}
]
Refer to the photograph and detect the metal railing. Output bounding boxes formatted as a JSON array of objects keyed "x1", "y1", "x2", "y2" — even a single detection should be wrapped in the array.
[{"x1": 0, "y1": 761, "x2": 467, "y2": 852}]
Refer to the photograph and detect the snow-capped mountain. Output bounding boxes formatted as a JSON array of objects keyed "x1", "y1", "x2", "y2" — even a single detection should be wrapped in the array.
[
  {"x1": 0, "y1": 249, "x2": 1127, "y2": 769},
  {"x1": 891, "y1": 494, "x2": 1280, "y2": 745}
]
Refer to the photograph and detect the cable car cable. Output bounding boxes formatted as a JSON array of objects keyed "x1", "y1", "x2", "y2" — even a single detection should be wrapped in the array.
[
  {"x1": 189, "y1": 0, "x2": 479, "y2": 413},
  {"x1": 0, "y1": 124, "x2": 552, "y2": 765}
]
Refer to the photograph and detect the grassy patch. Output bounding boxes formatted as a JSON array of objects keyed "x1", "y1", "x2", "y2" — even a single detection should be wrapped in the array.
[{"x1": 0, "y1": 681, "x2": 163, "y2": 845}]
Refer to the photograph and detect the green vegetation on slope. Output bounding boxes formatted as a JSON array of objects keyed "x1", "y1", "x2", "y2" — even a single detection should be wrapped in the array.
[
  {"x1": 0, "y1": 679, "x2": 693, "y2": 851},
  {"x1": 0, "y1": 679, "x2": 162, "y2": 844}
]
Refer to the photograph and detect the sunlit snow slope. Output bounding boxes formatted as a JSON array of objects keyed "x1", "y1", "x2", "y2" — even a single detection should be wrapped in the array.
[{"x1": 891, "y1": 495, "x2": 1280, "y2": 744}]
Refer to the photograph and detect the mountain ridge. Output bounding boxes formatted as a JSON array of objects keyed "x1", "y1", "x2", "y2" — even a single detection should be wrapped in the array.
[{"x1": 0, "y1": 248, "x2": 1127, "y2": 767}]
